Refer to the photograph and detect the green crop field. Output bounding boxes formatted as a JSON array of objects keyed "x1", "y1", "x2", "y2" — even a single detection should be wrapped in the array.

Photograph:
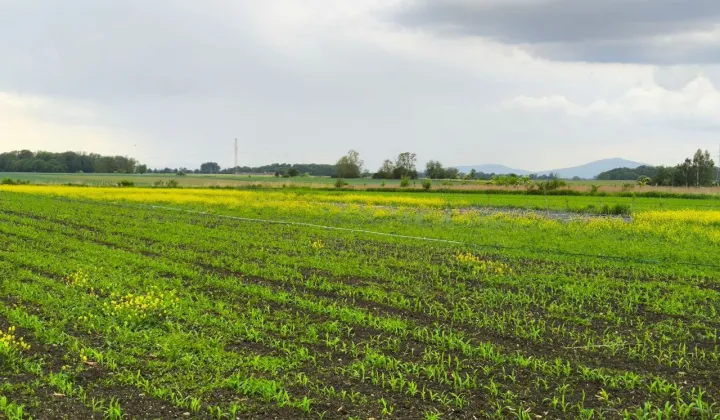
[
  {"x1": 1, "y1": 185, "x2": 719, "y2": 419},
  {"x1": 0, "y1": 171, "x2": 694, "y2": 188},
  {"x1": 0, "y1": 172, "x2": 398, "y2": 188}
]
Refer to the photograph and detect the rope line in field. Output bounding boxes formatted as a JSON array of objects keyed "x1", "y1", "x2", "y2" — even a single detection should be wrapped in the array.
[
  {"x1": 2, "y1": 193, "x2": 719, "y2": 270},
  {"x1": 99, "y1": 199, "x2": 720, "y2": 270}
]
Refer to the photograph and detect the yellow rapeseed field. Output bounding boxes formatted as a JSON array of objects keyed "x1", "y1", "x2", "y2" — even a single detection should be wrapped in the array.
[
  {"x1": 0, "y1": 185, "x2": 449, "y2": 209},
  {"x1": 2, "y1": 186, "x2": 719, "y2": 245}
]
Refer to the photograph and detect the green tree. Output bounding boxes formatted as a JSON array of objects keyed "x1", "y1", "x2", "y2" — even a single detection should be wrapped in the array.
[
  {"x1": 651, "y1": 166, "x2": 674, "y2": 186},
  {"x1": 424, "y1": 160, "x2": 445, "y2": 179},
  {"x1": 445, "y1": 167, "x2": 460, "y2": 179},
  {"x1": 691, "y1": 149, "x2": 715, "y2": 186},
  {"x1": 200, "y1": 162, "x2": 221, "y2": 174},
  {"x1": 287, "y1": 167, "x2": 300, "y2": 177},
  {"x1": 637, "y1": 175, "x2": 651, "y2": 186},
  {"x1": 335, "y1": 150, "x2": 364, "y2": 178},
  {"x1": 674, "y1": 158, "x2": 693, "y2": 187},
  {"x1": 393, "y1": 152, "x2": 418, "y2": 179},
  {"x1": 373, "y1": 160, "x2": 395, "y2": 179}
]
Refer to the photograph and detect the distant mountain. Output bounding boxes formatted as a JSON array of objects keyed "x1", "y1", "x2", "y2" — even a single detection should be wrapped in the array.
[
  {"x1": 534, "y1": 158, "x2": 648, "y2": 179},
  {"x1": 454, "y1": 164, "x2": 531, "y2": 175},
  {"x1": 453, "y1": 158, "x2": 648, "y2": 179}
]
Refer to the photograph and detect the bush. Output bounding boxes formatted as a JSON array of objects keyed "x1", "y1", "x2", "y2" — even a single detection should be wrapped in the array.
[
  {"x1": 176, "y1": 171, "x2": 187, "y2": 176},
  {"x1": 600, "y1": 203, "x2": 631, "y2": 215},
  {"x1": 117, "y1": 180, "x2": 135, "y2": 187},
  {"x1": 421, "y1": 179, "x2": 432, "y2": 190},
  {"x1": 0, "y1": 178, "x2": 29, "y2": 185},
  {"x1": 153, "y1": 180, "x2": 165, "y2": 187},
  {"x1": 334, "y1": 178, "x2": 347, "y2": 188},
  {"x1": 637, "y1": 176, "x2": 651, "y2": 186},
  {"x1": 167, "y1": 180, "x2": 179, "y2": 188},
  {"x1": 536, "y1": 179, "x2": 567, "y2": 191},
  {"x1": 400, "y1": 176, "x2": 411, "y2": 188}
]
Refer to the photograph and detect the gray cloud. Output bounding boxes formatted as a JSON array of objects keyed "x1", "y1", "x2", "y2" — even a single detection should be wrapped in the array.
[
  {"x1": 393, "y1": 0, "x2": 720, "y2": 64},
  {"x1": 1, "y1": 0, "x2": 719, "y2": 171},
  {"x1": 0, "y1": 1, "x2": 294, "y2": 99}
]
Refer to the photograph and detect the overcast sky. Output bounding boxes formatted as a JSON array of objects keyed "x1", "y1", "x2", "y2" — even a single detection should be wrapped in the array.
[{"x1": 2, "y1": 0, "x2": 719, "y2": 171}]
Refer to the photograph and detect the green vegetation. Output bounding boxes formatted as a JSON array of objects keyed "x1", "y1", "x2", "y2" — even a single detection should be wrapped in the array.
[
  {"x1": 425, "y1": 161, "x2": 460, "y2": 180},
  {"x1": 335, "y1": 150, "x2": 364, "y2": 179},
  {"x1": 0, "y1": 185, "x2": 719, "y2": 418},
  {"x1": 597, "y1": 149, "x2": 717, "y2": 186},
  {"x1": 373, "y1": 152, "x2": 419, "y2": 179},
  {"x1": 596, "y1": 165, "x2": 658, "y2": 181},
  {"x1": 217, "y1": 163, "x2": 336, "y2": 177},
  {"x1": 0, "y1": 150, "x2": 142, "y2": 174},
  {"x1": 0, "y1": 178, "x2": 30, "y2": 186}
]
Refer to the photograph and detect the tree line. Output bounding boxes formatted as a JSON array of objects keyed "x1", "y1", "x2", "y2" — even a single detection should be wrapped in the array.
[
  {"x1": 333, "y1": 150, "x2": 562, "y2": 181},
  {"x1": 596, "y1": 149, "x2": 717, "y2": 187},
  {"x1": 174, "y1": 163, "x2": 337, "y2": 176},
  {"x1": 595, "y1": 166, "x2": 658, "y2": 181},
  {"x1": 5, "y1": 148, "x2": 716, "y2": 187},
  {"x1": 0, "y1": 150, "x2": 144, "y2": 174}
]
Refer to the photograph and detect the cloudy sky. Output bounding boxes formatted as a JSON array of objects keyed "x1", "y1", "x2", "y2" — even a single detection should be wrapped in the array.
[{"x1": 2, "y1": 0, "x2": 719, "y2": 171}]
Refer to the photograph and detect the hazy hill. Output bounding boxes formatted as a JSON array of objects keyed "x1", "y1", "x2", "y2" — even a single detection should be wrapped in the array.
[
  {"x1": 535, "y1": 158, "x2": 647, "y2": 179},
  {"x1": 454, "y1": 164, "x2": 531, "y2": 175},
  {"x1": 455, "y1": 158, "x2": 647, "y2": 179}
]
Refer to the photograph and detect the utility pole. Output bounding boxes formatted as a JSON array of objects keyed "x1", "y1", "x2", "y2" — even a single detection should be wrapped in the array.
[{"x1": 234, "y1": 138, "x2": 239, "y2": 175}]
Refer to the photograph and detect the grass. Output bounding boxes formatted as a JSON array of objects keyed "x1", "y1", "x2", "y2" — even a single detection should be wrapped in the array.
[
  {"x1": 0, "y1": 185, "x2": 719, "y2": 418},
  {"x1": 5, "y1": 172, "x2": 720, "y2": 195},
  {"x1": 3, "y1": 184, "x2": 720, "y2": 216},
  {"x1": 0, "y1": 172, "x2": 394, "y2": 187}
]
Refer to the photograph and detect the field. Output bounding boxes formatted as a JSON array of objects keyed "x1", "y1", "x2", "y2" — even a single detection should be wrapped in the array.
[
  {"x1": 3, "y1": 173, "x2": 408, "y2": 188},
  {"x1": 5, "y1": 172, "x2": 720, "y2": 196},
  {"x1": 1, "y1": 185, "x2": 719, "y2": 419}
]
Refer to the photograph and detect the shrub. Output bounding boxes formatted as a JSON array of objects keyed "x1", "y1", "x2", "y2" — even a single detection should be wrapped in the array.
[
  {"x1": 421, "y1": 179, "x2": 432, "y2": 191},
  {"x1": 167, "y1": 180, "x2": 179, "y2": 188},
  {"x1": 400, "y1": 176, "x2": 411, "y2": 188},
  {"x1": 153, "y1": 180, "x2": 165, "y2": 187},
  {"x1": 334, "y1": 178, "x2": 347, "y2": 188},
  {"x1": 117, "y1": 180, "x2": 135, "y2": 187},
  {"x1": 637, "y1": 176, "x2": 651, "y2": 187},
  {"x1": 176, "y1": 171, "x2": 187, "y2": 176},
  {"x1": 0, "y1": 178, "x2": 29, "y2": 185},
  {"x1": 590, "y1": 185, "x2": 600, "y2": 195},
  {"x1": 600, "y1": 203, "x2": 631, "y2": 215},
  {"x1": 537, "y1": 179, "x2": 567, "y2": 191}
]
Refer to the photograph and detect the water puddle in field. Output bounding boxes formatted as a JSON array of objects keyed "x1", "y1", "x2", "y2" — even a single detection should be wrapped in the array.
[{"x1": 457, "y1": 206, "x2": 633, "y2": 222}]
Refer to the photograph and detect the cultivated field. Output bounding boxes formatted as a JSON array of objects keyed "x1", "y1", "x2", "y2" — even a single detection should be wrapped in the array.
[
  {"x1": 5, "y1": 172, "x2": 720, "y2": 195},
  {"x1": 1, "y1": 185, "x2": 719, "y2": 419}
]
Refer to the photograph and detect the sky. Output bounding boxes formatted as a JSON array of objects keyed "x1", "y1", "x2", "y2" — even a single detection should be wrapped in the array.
[{"x1": 1, "y1": 0, "x2": 720, "y2": 171}]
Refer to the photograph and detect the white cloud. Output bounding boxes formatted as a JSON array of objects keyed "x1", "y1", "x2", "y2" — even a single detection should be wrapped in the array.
[
  {"x1": 502, "y1": 75, "x2": 720, "y2": 127},
  {"x1": 0, "y1": 0, "x2": 718, "y2": 170}
]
